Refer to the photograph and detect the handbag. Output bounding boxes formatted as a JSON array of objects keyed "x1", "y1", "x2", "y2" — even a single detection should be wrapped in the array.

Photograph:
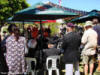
[
  {"x1": 25, "y1": 45, "x2": 28, "y2": 54},
  {"x1": 24, "y1": 39, "x2": 28, "y2": 54},
  {"x1": 27, "y1": 39, "x2": 37, "y2": 48}
]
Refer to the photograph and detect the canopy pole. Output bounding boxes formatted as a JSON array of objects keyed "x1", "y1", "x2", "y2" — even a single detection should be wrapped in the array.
[
  {"x1": 39, "y1": 20, "x2": 44, "y2": 66},
  {"x1": 40, "y1": 20, "x2": 43, "y2": 36},
  {"x1": 39, "y1": 20, "x2": 43, "y2": 50},
  {"x1": 22, "y1": 21, "x2": 25, "y2": 36}
]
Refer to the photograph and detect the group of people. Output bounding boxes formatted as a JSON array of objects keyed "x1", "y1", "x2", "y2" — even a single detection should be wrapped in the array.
[
  {"x1": 61, "y1": 18, "x2": 100, "y2": 75},
  {"x1": 0, "y1": 18, "x2": 100, "y2": 75},
  {"x1": 0, "y1": 23, "x2": 55, "y2": 75},
  {"x1": 26, "y1": 25, "x2": 51, "y2": 39}
]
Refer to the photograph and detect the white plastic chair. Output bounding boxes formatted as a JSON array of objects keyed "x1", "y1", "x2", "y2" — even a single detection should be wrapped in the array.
[
  {"x1": 25, "y1": 57, "x2": 37, "y2": 75},
  {"x1": 46, "y1": 56, "x2": 60, "y2": 75}
]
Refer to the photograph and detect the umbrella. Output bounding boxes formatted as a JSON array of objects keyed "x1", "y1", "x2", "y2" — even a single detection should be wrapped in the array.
[
  {"x1": 8, "y1": 2, "x2": 78, "y2": 40},
  {"x1": 11, "y1": 4, "x2": 78, "y2": 35},
  {"x1": 12, "y1": 7, "x2": 78, "y2": 21},
  {"x1": 8, "y1": 2, "x2": 78, "y2": 32},
  {"x1": 8, "y1": 2, "x2": 78, "y2": 28},
  {"x1": 71, "y1": 11, "x2": 100, "y2": 23}
]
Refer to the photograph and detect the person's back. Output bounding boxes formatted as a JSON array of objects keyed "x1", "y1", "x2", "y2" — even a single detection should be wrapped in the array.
[
  {"x1": 82, "y1": 28, "x2": 98, "y2": 49},
  {"x1": 81, "y1": 21, "x2": 98, "y2": 75},
  {"x1": 63, "y1": 32, "x2": 81, "y2": 51},
  {"x1": 6, "y1": 26, "x2": 26, "y2": 74},
  {"x1": 62, "y1": 32, "x2": 81, "y2": 63},
  {"x1": 61, "y1": 23, "x2": 81, "y2": 75}
]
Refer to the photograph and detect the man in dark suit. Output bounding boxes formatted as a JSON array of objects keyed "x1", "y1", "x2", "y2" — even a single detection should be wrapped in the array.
[{"x1": 61, "y1": 23, "x2": 81, "y2": 75}]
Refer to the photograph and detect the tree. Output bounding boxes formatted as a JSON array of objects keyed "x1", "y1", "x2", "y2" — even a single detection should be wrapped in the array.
[
  {"x1": 0, "y1": 0, "x2": 29, "y2": 25},
  {"x1": 44, "y1": 22, "x2": 60, "y2": 36}
]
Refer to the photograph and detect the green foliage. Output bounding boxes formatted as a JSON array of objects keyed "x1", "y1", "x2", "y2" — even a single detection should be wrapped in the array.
[
  {"x1": 44, "y1": 22, "x2": 60, "y2": 36},
  {"x1": 0, "y1": 0, "x2": 29, "y2": 25}
]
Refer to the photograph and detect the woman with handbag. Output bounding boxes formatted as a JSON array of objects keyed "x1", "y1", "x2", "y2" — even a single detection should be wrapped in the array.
[{"x1": 81, "y1": 21, "x2": 98, "y2": 75}]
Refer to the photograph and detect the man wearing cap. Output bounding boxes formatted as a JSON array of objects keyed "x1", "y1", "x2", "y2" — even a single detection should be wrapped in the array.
[
  {"x1": 92, "y1": 18, "x2": 100, "y2": 71},
  {"x1": 81, "y1": 21, "x2": 98, "y2": 75},
  {"x1": 61, "y1": 23, "x2": 81, "y2": 75}
]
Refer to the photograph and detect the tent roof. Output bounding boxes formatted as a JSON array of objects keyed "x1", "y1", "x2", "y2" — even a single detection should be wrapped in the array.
[
  {"x1": 71, "y1": 11, "x2": 100, "y2": 23},
  {"x1": 11, "y1": 2, "x2": 78, "y2": 21}
]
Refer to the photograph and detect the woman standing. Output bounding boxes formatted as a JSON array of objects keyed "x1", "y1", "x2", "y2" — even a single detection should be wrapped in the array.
[{"x1": 6, "y1": 26, "x2": 26, "y2": 75}]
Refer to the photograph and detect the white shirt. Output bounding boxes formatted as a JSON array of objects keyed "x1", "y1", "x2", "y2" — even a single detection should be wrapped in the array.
[{"x1": 82, "y1": 28, "x2": 98, "y2": 49}]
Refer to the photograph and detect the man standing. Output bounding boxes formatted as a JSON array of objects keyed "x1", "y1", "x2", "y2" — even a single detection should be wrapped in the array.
[
  {"x1": 62, "y1": 23, "x2": 81, "y2": 75},
  {"x1": 81, "y1": 21, "x2": 98, "y2": 75},
  {"x1": 93, "y1": 18, "x2": 100, "y2": 71}
]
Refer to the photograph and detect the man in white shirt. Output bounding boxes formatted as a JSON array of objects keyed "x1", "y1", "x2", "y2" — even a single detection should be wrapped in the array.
[{"x1": 81, "y1": 21, "x2": 98, "y2": 75}]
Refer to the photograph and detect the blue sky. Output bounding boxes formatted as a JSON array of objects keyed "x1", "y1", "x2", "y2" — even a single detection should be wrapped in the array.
[{"x1": 26, "y1": 0, "x2": 100, "y2": 12}]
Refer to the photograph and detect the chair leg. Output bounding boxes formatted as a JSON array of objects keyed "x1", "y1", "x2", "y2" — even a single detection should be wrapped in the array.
[
  {"x1": 32, "y1": 71, "x2": 35, "y2": 75},
  {"x1": 48, "y1": 70, "x2": 52, "y2": 75},
  {"x1": 44, "y1": 70, "x2": 47, "y2": 75},
  {"x1": 35, "y1": 70, "x2": 40, "y2": 75},
  {"x1": 56, "y1": 69, "x2": 60, "y2": 75}
]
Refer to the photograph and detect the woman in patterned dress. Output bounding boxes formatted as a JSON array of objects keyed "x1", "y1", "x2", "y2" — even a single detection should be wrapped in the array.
[{"x1": 6, "y1": 26, "x2": 26, "y2": 75}]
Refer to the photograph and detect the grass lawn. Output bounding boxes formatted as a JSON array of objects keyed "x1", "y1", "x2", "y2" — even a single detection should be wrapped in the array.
[{"x1": 60, "y1": 61, "x2": 100, "y2": 75}]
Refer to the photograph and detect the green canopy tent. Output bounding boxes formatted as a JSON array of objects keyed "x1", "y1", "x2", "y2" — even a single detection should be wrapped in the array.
[
  {"x1": 8, "y1": 2, "x2": 78, "y2": 42},
  {"x1": 71, "y1": 11, "x2": 100, "y2": 23},
  {"x1": 12, "y1": 7, "x2": 78, "y2": 21},
  {"x1": 8, "y1": 2, "x2": 78, "y2": 35},
  {"x1": 11, "y1": 1, "x2": 78, "y2": 21},
  {"x1": 8, "y1": 2, "x2": 78, "y2": 27},
  {"x1": 11, "y1": 3, "x2": 78, "y2": 36}
]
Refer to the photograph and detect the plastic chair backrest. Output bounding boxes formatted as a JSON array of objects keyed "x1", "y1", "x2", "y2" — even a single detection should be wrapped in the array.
[{"x1": 46, "y1": 56, "x2": 60, "y2": 69}]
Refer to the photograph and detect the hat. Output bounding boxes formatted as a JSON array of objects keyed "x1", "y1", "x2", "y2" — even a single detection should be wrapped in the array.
[
  {"x1": 67, "y1": 23, "x2": 75, "y2": 27},
  {"x1": 84, "y1": 21, "x2": 93, "y2": 27}
]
